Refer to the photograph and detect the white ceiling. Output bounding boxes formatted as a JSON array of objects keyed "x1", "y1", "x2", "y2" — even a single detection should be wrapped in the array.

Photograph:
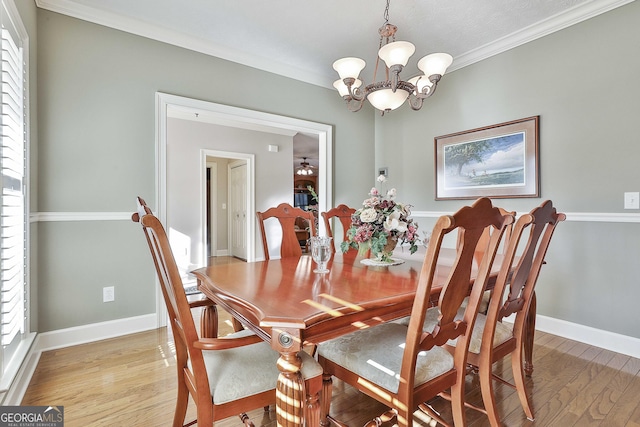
[
  {"x1": 36, "y1": 0, "x2": 632, "y2": 169},
  {"x1": 36, "y1": 0, "x2": 631, "y2": 89}
]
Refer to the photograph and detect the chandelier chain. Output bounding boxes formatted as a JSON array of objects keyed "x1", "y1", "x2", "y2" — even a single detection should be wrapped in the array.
[{"x1": 383, "y1": 0, "x2": 390, "y2": 25}]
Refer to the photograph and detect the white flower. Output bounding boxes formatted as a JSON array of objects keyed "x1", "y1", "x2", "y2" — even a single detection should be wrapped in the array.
[
  {"x1": 383, "y1": 210, "x2": 408, "y2": 233},
  {"x1": 386, "y1": 188, "x2": 397, "y2": 199},
  {"x1": 359, "y1": 208, "x2": 378, "y2": 223},
  {"x1": 377, "y1": 174, "x2": 387, "y2": 183}
]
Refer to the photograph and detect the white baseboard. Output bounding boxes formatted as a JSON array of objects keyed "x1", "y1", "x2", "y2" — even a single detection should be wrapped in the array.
[
  {"x1": 215, "y1": 249, "x2": 229, "y2": 256},
  {"x1": 35, "y1": 314, "x2": 158, "y2": 352},
  {"x1": 4, "y1": 314, "x2": 158, "y2": 405},
  {"x1": 535, "y1": 314, "x2": 640, "y2": 359}
]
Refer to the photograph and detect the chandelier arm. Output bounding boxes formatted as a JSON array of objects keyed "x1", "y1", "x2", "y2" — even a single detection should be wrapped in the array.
[
  {"x1": 407, "y1": 94, "x2": 424, "y2": 111},
  {"x1": 345, "y1": 97, "x2": 365, "y2": 113},
  {"x1": 343, "y1": 77, "x2": 366, "y2": 102},
  {"x1": 413, "y1": 74, "x2": 442, "y2": 100}
]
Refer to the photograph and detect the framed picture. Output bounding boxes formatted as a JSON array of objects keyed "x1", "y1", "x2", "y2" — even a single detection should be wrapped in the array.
[{"x1": 435, "y1": 116, "x2": 539, "y2": 200}]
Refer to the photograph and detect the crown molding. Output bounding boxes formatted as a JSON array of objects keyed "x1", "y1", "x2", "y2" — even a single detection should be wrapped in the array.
[
  {"x1": 30, "y1": 0, "x2": 640, "y2": 85},
  {"x1": 451, "y1": 0, "x2": 636, "y2": 71},
  {"x1": 35, "y1": 0, "x2": 332, "y2": 87}
]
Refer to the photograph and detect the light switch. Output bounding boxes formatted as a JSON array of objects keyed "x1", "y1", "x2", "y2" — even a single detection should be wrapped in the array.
[
  {"x1": 222, "y1": 203, "x2": 227, "y2": 210},
  {"x1": 624, "y1": 192, "x2": 639, "y2": 209}
]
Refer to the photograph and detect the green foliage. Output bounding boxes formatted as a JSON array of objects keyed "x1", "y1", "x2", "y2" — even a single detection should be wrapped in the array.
[{"x1": 444, "y1": 140, "x2": 491, "y2": 176}]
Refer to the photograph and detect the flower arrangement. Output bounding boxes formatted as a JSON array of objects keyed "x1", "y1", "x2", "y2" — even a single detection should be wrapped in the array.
[{"x1": 340, "y1": 175, "x2": 420, "y2": 262}]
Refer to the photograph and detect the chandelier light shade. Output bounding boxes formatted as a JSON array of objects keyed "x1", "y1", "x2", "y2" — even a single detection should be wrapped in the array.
[{"x1": 332, "y1": 0, "x2": 453, "y2": 115}]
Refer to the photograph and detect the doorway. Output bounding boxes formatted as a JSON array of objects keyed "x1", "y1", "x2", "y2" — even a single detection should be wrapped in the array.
[
  {"x1": 156, "y1": 92, "x2": 333, "y2": 326},
  {"x1": 205, "y1": 154, "x2": 249, "y2": 262}
]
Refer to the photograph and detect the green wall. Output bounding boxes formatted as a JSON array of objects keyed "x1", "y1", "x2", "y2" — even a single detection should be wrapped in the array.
[
  {"x1": 35, "y1": 9, "x2": 374, "y2": 331},
  {"x1": 375, "y1": 2, "x2": 640, "y2": 338}
]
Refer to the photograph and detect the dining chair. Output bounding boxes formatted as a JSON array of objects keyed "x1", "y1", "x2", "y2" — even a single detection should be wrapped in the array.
[
  {"x1": 133, "y1": 197, "x2": 323, "y2": 427},
  {"x1": 317, "y1": 197, "x2": 515, "y2": 427},
  {"x1": 420, "y1": 200, "x2": 565, "y2": 426},
  {"x1": 321, "y1": 204, "x2": 356, "y2": 253},
  {"x1": 134, "y1": 197, "x2": 219, "y2": 338},
  {"x1": 257, "y1": 202, "x2": 316, "y2": 260},
  {"x1": 457, "y1": 206, "x2": 516, "y2": 314}
]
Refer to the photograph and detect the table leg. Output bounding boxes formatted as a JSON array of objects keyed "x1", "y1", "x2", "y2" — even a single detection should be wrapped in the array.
[
  {"x1": 199, "y1": 304, "x2": 218, "y2": 338},
  {"x1": 276, "y1": 352, "x2": 305, "y2": 427},
  {"x1": 523, "y1": 291, "x2": 536, "y2": 377}
]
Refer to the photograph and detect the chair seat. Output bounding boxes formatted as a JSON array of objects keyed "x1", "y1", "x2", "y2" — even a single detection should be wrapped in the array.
[
  {"x1": 204, "y1": 329, "x2": 323, "y2": 405},
  {"x1": 399, "y1": 308, "x2": 513, "y2": 354},
  {"x1": 317, "y1": 322, "x2": 454, "y2": 394}
]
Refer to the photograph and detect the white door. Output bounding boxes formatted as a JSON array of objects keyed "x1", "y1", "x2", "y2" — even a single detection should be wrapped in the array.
[{"x1": 229, "y1": 161, "x2": 247, "y2": 260}]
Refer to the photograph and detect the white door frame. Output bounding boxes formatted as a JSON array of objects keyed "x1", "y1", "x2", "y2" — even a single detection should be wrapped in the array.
[{"x1": 155, "y1": 92, "x2": 333, "y2": 327}]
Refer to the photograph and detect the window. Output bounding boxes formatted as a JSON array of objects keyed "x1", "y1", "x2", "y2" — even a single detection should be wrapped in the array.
[{"x1": 0, "y1": 0, "x2": 30, "y2": 395}]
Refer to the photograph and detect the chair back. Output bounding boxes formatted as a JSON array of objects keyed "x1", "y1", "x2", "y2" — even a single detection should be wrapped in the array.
[
  {"x1": 457, "y1": 206, "x2": 515, "y2": 262},
  {"x1": 321, "y1": 204, "x2": 356, "y2": 253},
  {"x1": 132, "y1": 197, "x2": 210, "y2": 407},
  {"x1": 401, "y1": 198, "x2": 514, "y2": 403},
  {"x1": 257, "y1": 202, "x2": 316, "y2": 260},
  {"x1": 487, "y1": 200, "x2": 566, "y2": 342}
]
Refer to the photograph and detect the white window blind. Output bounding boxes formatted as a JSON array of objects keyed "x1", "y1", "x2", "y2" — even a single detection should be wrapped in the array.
[{"x1": 0, "y1": 21, "x2": 25, "y2": 347}]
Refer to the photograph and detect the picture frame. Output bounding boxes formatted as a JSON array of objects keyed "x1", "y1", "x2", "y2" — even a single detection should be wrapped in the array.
[{"x1": 434, "y1": 116, "x2": 539, "y2": 200}]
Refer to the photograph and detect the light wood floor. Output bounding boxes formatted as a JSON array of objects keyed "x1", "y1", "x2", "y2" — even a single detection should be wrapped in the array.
[
  {"x1": 22, "y1": 308, "x2": 640, "y2": 427},
  {"x1": 21, "y1": 254, "x2": 640, "y2": 427}
]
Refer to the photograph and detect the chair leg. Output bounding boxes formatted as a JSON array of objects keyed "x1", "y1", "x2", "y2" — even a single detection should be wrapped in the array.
[
  {"x1": 449, "y1": 380, "x2": 467, "y2": 427},
  {"x1": 511, "y1": 344, "x2": 535, "y2": 420},
  {"x1": 239, "y1": 413, "x2": 256, "y2": 427},
  {"x1": 304, "y1": 384, "x2": 321, "y2": 427},
  {"x1": 320, "y1": 373, "x2": 333, "y2": 427},
  {"x1": 478, "y1": 361, "x2": 501, "y2": 427},
  {"x1": 173, "y1": 377, "x2": 189, "y2": 427}
]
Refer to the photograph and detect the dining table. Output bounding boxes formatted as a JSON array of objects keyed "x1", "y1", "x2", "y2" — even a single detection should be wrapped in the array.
[{"x1": 191, "y1": 250, "x2": 536, "y2": 427}]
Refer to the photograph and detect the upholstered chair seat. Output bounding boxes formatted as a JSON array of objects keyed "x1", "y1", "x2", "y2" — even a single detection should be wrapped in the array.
[
  {"x1": 202, "y1": 330, "x2": 323, "y2": 405},
  {"x1": 317, "y1": 322, "x2": 454, "y2": 394}
]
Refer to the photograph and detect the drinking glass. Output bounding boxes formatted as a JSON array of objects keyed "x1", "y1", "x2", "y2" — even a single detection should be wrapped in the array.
[{"x1": 310, "y1": 236, "x2": 332, "y2": 273}]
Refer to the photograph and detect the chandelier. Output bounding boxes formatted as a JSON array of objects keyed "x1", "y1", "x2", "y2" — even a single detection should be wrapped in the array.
[
  {"x1": 295, "y1": 157, "x2": 315, "y2": 176},
  {"x1": 332, "y1": 0, "x2": 453, "y2": 115}
]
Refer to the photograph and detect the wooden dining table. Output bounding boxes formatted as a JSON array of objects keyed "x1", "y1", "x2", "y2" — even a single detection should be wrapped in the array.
[{"x1": 192, "y1": 250, "x2": 536, "y2": 427}]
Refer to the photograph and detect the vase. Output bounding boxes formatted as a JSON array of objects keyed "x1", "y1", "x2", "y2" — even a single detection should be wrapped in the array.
[{"x1": 374, "y1": 239, "x2": 397, "y2": 263}]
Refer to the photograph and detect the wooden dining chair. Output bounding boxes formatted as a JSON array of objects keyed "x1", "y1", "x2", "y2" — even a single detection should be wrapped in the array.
[
  {"x1": 257, "y1": 202, "x2": 316, "y2": 260},
  {"x1": 419, "y1": 200, "x2": 565, "y2": 426},
  {"x1": 133, "y1": 197, "x2": 323, "y2": 427},
  {"x1": 134, "y1": 197, "x2": 219, "y2": 338},
  {"x1": 469, "y1": 200, "x2": 565, "y2": 426},
  {"x1": 317, "y1": 197, "x2": 515, "y2": 427},
  {"x1": 321, "y1": 204, "x2": 356, "y2": 253}
]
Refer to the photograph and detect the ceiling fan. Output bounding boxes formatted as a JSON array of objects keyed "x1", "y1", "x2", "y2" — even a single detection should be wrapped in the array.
[{"x1": 296, "y1": 157, "x2": 317, "y2": 176}]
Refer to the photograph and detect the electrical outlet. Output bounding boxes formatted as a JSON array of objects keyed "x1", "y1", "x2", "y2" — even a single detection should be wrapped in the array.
[{"x1": 103, "y1": 286, "x2": 115, "y2": 302}]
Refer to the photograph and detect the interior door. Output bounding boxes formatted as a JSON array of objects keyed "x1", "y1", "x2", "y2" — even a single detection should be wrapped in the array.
[{"x1": 229, "y1": 161, "x2": 247, "y2": 260}]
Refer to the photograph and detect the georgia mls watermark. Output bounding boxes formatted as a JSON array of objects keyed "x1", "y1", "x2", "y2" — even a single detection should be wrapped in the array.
[{"x1": 0, "y1": 406, "x2": 63, "y2": 427}]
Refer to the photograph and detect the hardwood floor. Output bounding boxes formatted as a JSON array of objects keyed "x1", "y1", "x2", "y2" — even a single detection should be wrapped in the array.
[{"x1": 22, "y1": 291, "x2": 640, "y2": 426}]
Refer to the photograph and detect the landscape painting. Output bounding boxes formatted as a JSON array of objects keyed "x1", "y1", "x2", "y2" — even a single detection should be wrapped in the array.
[{"x1": 435, "y1": 116, "x2": 539, "y2": 200}]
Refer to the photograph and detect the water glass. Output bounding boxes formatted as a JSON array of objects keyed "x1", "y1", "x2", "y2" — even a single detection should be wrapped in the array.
[{"x1": 310, "y1": 236, "x2": 332, "y2": 273}]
